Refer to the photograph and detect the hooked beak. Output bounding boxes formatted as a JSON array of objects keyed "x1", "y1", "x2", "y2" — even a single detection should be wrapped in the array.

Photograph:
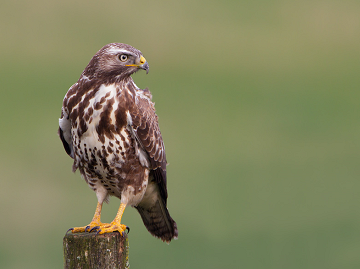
[
  {"x1": 140, "y1": 61, "x2": 149, "y2": 74},
  {"x1": 126, "y1": 55, "x2": 149, "y2": 74}
]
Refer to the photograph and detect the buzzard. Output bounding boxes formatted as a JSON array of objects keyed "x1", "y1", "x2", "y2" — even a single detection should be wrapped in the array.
[{"x1": 58, "y1": 43, "x2": 178, "y2": 243}]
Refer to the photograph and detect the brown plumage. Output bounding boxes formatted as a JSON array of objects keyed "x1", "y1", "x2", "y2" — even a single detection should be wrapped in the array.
[{"x1": 58, "y1": 43, "x2": 178, "y2": 243}]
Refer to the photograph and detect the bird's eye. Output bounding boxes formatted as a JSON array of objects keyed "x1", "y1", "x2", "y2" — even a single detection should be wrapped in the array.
[{"x1": 119, "y1": 54, "x2": 128, "y2": 62}]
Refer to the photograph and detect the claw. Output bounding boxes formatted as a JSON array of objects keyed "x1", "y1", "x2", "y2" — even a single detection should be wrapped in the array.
[
  {"x1": 84, "y1": 226, "x2": 90, "y2": 232},
  {"x1": 66, "y1": 228, "x2": 74, "y2": 234},
  {"x1": 125, "y1": 226, "x2": 130, "y2": 234},
  {"x1": 90, "y1": 226, "x2": 100, "y2": 233}
]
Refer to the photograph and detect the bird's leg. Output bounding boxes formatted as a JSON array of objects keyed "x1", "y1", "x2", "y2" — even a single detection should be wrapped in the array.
[
  {"x1": 97, "y1": 203, "x2": 129, "y2": 235},
  {"x1": 70, "y1": 202, "x2": 109, "y2": 233}
]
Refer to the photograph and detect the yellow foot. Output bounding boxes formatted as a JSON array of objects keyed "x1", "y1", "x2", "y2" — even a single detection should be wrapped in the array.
[
  {"x1": 69, "y1": 221, "x2": 111, "y2": 233},
  {"x1": 97, "y1": 222, "x2": 130, "y2": 236}
]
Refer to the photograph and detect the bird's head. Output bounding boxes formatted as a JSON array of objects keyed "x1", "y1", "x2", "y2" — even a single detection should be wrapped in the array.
[{"x1": 83, "y1": 43, "x2": 149, "y2": 83}]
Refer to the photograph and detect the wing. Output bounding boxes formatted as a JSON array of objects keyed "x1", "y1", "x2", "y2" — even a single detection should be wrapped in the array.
[
  {"x1": 58, "y1": 107, "x2": 74, "y2": 159},
  {"x1": 129, "y1": 93, "x2": 168, "y2": 201},
  {"x1": 128, "y1": 92, "x2": 178, "y2": 242}
]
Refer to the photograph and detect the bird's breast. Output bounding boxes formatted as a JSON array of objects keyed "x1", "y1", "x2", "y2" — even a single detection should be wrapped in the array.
[{"x1": 69, "y1": 83, "x2": 149, "y2": 204}]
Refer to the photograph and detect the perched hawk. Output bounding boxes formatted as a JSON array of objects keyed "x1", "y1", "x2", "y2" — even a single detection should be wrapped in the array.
[{"x1": 58, "y1": 43, "x2": 178, "y2": 243}]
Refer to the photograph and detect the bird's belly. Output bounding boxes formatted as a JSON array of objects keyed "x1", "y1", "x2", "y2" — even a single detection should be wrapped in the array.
[{"x1": 73, "y1": 125, "x2": 149, "y2": 206}]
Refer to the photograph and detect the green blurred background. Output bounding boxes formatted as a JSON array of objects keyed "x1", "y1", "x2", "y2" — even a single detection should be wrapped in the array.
[{"x1": 1, "y1": 0, "x2": 360, "y2": 268}]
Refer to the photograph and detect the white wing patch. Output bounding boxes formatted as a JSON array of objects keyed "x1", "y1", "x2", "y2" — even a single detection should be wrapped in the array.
[{"x1": 59, "y1": 108, "x2": 73, "y2": 158}]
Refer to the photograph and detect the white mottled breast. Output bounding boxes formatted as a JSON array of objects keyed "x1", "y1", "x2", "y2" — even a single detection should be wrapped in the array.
[
  {"x1": 79, "y1": 85, "x2": 125, "y2": 155},
  {"x1": 69, "y1": 83, "x2": 150, "y2": 206}
]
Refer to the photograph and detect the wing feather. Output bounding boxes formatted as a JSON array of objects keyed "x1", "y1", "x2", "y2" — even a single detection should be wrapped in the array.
[
  {"x1": 129, "y1": 93, "x2": 168, "y2": 200},
  {"x1": 58, "y1": 108, "x2": 74, "y2": 158}
]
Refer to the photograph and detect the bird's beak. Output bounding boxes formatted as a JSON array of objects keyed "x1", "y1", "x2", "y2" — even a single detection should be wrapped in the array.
[
  {"x1": 140, "y1": 61, "x2": 149, "y2": 74},
  {"x1": 138, "y1": 56, "x2": 149, "y2": 74},
  {"x1": 126, "y1": 55, "x2": 149, "y2": 74}
]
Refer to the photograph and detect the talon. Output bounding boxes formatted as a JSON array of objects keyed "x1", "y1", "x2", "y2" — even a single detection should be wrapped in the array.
[
  {"x1": 66, "y1": 228, "x2": 74, "y2": 234},
  {"x1": 70, "y1": 203, "x2": 128, "y2": 236},
  {"x1": 90, "y1": 226, "x2": 100, "y2": 232},
  {"x1": 97, "y1": 222, "x2": 128, "y2": 235}
]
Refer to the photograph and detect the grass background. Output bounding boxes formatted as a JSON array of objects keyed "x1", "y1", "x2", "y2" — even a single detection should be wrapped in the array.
[{"x1": 1, "y1": 0, "x2": 360, "y2": 268}]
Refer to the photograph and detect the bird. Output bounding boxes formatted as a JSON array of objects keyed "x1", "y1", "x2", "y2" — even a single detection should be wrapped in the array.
[{"x1": 58, "y1": 43, "x2": 178, "y2": 243}]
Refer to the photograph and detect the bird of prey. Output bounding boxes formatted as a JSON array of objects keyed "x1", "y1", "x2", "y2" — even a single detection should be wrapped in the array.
[{"x1": 58, "y1": 43, "x2": 178, "y2": 243}]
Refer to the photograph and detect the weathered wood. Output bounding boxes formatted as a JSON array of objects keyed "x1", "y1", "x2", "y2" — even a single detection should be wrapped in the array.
[{"x1": 63, "y1": 232, "x2": 129, "y2": 269}]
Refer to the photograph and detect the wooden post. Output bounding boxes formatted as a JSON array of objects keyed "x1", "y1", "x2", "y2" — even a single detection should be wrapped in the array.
[{"x1": 63, "y1": 232, "x2": 129, "y2": 269}]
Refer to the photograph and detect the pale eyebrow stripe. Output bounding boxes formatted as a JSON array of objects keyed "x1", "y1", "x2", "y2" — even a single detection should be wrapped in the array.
[{"x1": 106, "y1": 47, "x2": 131, "y2": 55}]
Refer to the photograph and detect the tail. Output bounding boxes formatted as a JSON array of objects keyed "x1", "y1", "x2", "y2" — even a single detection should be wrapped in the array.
[{"x1": 135, "y1": 182, "x2": 178, "y2": 243}]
